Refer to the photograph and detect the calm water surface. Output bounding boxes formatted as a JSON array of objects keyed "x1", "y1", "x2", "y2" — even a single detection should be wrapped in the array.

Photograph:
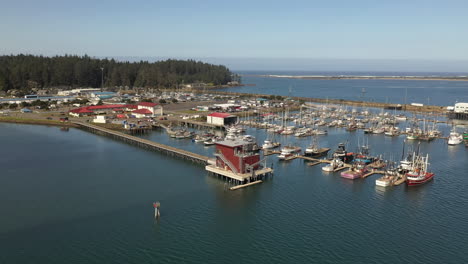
[
  {"x1": 1, "y1": 120, "x2": 467, "y2": 263},
  {"x1": 222, "y1": 71, "x2": 468, "y2": 106}
]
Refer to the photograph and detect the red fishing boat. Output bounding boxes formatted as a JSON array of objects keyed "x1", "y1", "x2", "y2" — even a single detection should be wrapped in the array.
[{"x1": 406, "y1": 153, "x2": 434, "y2": 186}]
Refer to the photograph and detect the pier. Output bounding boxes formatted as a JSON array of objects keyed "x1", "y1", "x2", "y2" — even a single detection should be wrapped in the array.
[
  {"x1": 72, "y1": 122, "x2": 209, "y2": 165},
  {"x1": 178, "y1": 119, "x2": 225, "y2": 130}
]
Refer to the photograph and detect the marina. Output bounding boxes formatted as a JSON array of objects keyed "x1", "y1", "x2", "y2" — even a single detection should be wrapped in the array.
[{"x1": 4, "y1": 1, "x2": 468, "y2": 262}]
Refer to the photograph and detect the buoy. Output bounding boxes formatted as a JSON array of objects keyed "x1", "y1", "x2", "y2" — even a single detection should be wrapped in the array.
[{"x1": 153, "y1": 202, "x2": 161, "y2": 219}]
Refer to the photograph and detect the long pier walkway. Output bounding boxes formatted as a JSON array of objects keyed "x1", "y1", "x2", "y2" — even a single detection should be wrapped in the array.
[{"x1": 73, "y1": 121, "x2": 209, "y2": 164}]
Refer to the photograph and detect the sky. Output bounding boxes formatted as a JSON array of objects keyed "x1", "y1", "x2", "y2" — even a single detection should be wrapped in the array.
[{"x1": 1, "y1": 0, "x2": 468, "y2": 71}]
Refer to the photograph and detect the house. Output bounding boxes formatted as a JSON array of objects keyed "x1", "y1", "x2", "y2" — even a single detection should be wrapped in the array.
[{"x1": 207, "y1": 112, "x2": 237, "y2": 126}]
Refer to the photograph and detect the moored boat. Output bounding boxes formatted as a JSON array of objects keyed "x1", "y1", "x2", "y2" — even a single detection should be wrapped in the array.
[
  {"x1": 448, "y1": 129, "x2": 463, "y2": 145},
  {"x1": 278, "y1": 146, "x2": 301, "y2": 160},
  {"x1": 340, "y1": 163, "x2": 368, "y2": 179},
  {"x1": 322, "y1": 158, "x2": 344, "y2": 172},
  {"x1": 405, "y1": 153, "x2": 434, "y2": 186}
]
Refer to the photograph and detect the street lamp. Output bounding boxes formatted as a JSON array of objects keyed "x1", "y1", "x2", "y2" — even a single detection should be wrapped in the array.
[{"x1": 100, "y1": 67, "x2": 104, "y2": 91}]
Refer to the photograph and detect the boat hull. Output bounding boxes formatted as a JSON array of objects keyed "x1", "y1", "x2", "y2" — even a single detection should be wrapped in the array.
[
  {"x1": 340, "y1": 171, "x2": 362, "y2": 179},
  {"x1": 304, "y1": 149, "x2": 330, "y2": 157},
  {"x1": 406, "y1": 173, "x2": 434, "y2": 186}
]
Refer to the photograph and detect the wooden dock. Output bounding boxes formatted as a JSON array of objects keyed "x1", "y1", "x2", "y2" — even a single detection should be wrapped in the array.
[
  {"x1": 393, "y1": 176, "x2": 406, "y2": 186},
  {"x1": 263, "y1": 150, "x2": 280, "y2": 156},
  {"x1": 230, "y1": 180, "x2": 263, "y2": 190},
  {"x1": 307, "y1": 161, "x2": 321, "y2": 166},
  {"x1": 362, "y1": 170, "x2": 385, "y2": 178},
  {"x1": 73, "y1": 122, "x2": 209, "y2": 165},
  {"x1": 334, "y1": 166, "x2": 350, "y2": 172}
]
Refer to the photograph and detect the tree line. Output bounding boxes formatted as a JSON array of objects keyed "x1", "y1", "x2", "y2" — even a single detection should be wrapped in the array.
[{"x1": 0, "y1": 54, "x2": 235, "y2": 91}]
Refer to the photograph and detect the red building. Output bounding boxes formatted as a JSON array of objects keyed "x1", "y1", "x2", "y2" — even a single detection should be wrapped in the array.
[{"x1": 214, "y1": 137, "x2": 260, "y2": 174}]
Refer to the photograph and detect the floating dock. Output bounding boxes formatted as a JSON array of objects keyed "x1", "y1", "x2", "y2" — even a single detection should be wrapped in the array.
[
  {"x1": 73, "y1": 122, "x2": 209, "y2": 164},
  {"x1": 230, "y1": 180, "x2": 263, "y2": 190},
  {"x1": 362, "y1": 170, "x2": 385, "y2": 178}
]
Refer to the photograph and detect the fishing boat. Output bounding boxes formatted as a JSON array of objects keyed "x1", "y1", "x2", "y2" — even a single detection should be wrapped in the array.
[
  {"x1": 406, "y1": 133, "x2": 420, "y2": 140},
  {"x1": 204, "y1": 137, "x2": 220, "y2": 146},
  {"x1": 384, "y1": 127, "x2": 400, "y2": 136},
  {"x1": 304, "y1": 136, "x2": 330, "y2": 157},
  {"x1": 322, "y1": 158, "x2": 344, "y2": 172},
  {"x1": 193, "y1": 134, "x2": 208, "y2": 143},
  {"x1": 354, "y1": 144, "x2": 375, "y2": 165},
  {"x1": 333, "y1": 143, "x2": 354, "y2": 163},
  {"x1": 376, "y1": 166, "x2": 398, "y2": 187},
  {"x1": 372, "y1": 127, "x2": 385, "y2": 134},
  {"x1": 340, "y1": 163, "x2": 368, "y2": 179},
  {"x1": 262, "y1": 140, "x2": 280, "y2": 149},
  {"x1": 395, "y1": 114, "x2": 407, "y2": 121},
  {"x1": 278, "y1": 146, "x2": 301, "y2": 160},
  {"x1": 448, "y1": 128, "x2": 463, "y2": 145},
  {"x1": 406, "y1": 153, "x2": 434, "y2": 186}
]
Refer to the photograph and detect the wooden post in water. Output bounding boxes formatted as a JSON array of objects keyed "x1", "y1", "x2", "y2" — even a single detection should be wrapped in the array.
[{"x1": 153, "y1": 202, "x2": 161, "y2": 219}]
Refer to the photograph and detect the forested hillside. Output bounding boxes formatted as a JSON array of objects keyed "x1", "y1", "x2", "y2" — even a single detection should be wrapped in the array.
[{"x1": 0, "y1": 55, "x2": 234, "y2": 91}]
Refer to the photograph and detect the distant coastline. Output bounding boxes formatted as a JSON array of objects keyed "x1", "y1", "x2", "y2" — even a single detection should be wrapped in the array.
[{"x1": 250, "y1": 74, "x2": 468, "y2": 81}]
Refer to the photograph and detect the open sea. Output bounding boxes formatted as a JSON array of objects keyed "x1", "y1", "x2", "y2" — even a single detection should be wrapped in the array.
[{"x1": 1, "y1": 75, "x2": 468, "y2": 263}]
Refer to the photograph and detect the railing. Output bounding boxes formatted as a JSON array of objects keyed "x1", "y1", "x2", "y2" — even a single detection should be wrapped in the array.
[{"x1": 214, "y1": 152, "x2": 238, "y2": 174}]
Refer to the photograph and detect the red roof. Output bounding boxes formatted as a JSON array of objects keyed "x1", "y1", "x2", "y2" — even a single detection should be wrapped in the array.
[
  {"x1": 69, "y1": 108, "x2": 94, "y2": 114},
  {"x1": 132, "y1": 109, "x2": 152, "y2": 114},
  {"x1": 208, "y1": 112, "x2": 233, "y2": 118},
  {"x1": 138, "y1": 102, "x2": 158, "y2": 107},
  {"x1": 87, "y1": 104, "x2": 129, "y2": 110}
]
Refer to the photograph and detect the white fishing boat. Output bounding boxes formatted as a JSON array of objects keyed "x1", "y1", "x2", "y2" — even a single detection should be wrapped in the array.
[
  {"x1": 278, "y1": 146, "x2": 301, "y2": 160},
  {"x1": 448, "y1": 129, "x2": 463, "y2": 145},
  {"x1": 322, "y1": 158, "x2": 344, "y2": 172}
]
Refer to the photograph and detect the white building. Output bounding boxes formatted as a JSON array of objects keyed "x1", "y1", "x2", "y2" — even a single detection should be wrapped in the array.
[
  {"x1": 137, "y1": 102, "x2": 163, "y2": 116},
  {"x1": 93, "y1": 115, "x2": 107, "y2": 124},
  {"x1": 454, "y1": 102, "x2": 468, "y2": 113},
  {"x1": 207, "y1": 112, "x2": 237, "y2": 126}
]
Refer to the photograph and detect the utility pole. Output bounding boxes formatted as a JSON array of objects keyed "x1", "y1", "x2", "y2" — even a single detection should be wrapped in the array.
[{"x1": 100, "y1": 67, "x2": 104, "y2": 92}]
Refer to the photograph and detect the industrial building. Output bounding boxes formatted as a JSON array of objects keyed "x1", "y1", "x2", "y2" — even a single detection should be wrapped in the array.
[{"x1": 206, "y1": 112, "x2": 237, "y2": 126}]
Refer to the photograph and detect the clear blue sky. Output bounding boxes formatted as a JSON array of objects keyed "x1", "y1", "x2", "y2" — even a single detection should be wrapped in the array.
[{"x1": 1, "y1": 0, "x2": 468, "y2": 71}]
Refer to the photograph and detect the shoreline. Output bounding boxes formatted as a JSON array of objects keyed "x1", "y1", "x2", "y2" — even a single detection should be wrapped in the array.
[
  {"x1": 249, "y1": 75, "x2": 468, "y2": 81},
  {"x1": 0, "y1": 117, "x2": 79, "y2": 128},
  {"x1": 181, "y1": 88, "x2": 449, "y2": 114}
]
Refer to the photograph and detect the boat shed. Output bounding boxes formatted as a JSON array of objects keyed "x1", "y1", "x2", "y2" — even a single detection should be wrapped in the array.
[{"x1": 207, "y1": 112, "x2": 237, "y2": 126}]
